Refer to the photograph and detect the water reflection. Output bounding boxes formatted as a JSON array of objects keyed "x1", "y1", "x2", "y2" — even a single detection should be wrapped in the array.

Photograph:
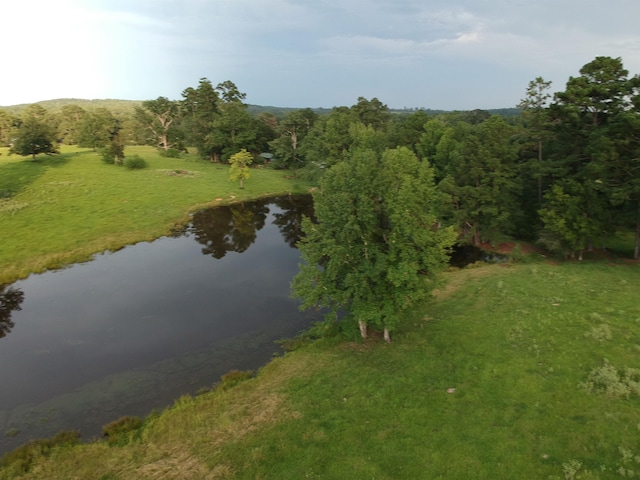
[
  {"x1": 189, "y1": 201, "x2": 269, "y2": 258},
  {"x1": 188, "y1": 195, "x2": 314, "y2": 257},
  {"x1": 0, "y1": 286, "x2": 24, "y2": 339},
  {"x1": 271, "y1": 195, "x2": 315, "y2": 248}
]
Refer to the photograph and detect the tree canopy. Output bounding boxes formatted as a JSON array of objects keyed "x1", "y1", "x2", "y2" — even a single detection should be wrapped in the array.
[{"x1": 292, "y1": 146, "x2": 455, "y2": 342}]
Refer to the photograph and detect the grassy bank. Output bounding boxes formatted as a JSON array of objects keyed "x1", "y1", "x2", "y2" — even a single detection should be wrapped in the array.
[
  {"x1": 2, "y1": 258, "x2": 639, "y2": 479},
  {"x1": 0, "y1": 146, "x2": 312, "y2": 284}
]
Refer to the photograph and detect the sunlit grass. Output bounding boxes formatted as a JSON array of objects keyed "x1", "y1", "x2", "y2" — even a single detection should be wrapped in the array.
[
  {"x1": 2, "y1": 259, "x2": 639, "y2": 479},
  {"x1": 0, "y1": 146, "x2": 312, "y2": 284}
]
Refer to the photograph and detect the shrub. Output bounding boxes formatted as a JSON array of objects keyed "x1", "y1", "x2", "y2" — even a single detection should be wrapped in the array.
[
  {"x1": 102, "y1": 416, "x2": 142, "y2": 446},
  {"x1": 219, "y1": 369, "x2": 253, "y2": 390},
  {"x1": 581, "y1": 359, "x2": 640, "y2": 398},
  {"x1": 124, "y1": 155, "x2": 148, "y2": 170},
  {"x1": 99, "y1": 148, "x2": 115, "y2": 164},
  {"x1": 509, "y1": 244, "x2": 533, "y2": 264},
  {"x1": 0, "y1": 430, "x2": 80, "y2": 474},
  {"x1": 159, "y1": 148, "x2": 181, "y2": 158}
]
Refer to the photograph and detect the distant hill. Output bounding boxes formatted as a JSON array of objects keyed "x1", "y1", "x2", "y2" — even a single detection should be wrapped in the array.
[
  {"x1": 1, "y1": 99, "x2": 143, "y2": 117},
  {"x1": 1, "y1": 99, "x2": 520, "y2": 118}
]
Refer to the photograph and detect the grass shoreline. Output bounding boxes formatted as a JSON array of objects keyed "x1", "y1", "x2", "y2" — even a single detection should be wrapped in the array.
[
  {"x1": 2, "y1": 259, "x2": 639, "y2": 479},
  {"x1": 0, "y1": 146, "x2": 313, "y2": 285}
]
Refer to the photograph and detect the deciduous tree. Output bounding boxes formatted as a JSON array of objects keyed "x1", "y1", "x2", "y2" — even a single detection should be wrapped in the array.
[
  {"x1": 181, "y1": 78, "x2": 221, "y2": 161},
  {"x1": 229, "y1": 148, "x2": 253, "y2": 188},
  {"x1": 10, "y1": 108, "x2": 58, "y2": 160},
  {"x1": 135, "y1": 96, "x2": 182, "y2": 150},
  {"x1": 292, "y1": 146, "x2": 455, "y2": 342}
]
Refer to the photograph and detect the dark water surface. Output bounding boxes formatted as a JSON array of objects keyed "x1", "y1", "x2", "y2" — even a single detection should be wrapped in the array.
[{"x1": 0, "y1": 195, "x2": 317, "y2": 454}]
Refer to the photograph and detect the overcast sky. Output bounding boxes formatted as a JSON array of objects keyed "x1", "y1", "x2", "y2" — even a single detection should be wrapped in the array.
[{"x1": 3, "y1": 0, "x2": 640, "y2": 110}]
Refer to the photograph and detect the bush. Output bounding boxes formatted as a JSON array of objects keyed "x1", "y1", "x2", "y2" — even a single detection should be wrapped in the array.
[
  {"x1": 102, "y1": 416, "x2": 142, "y2": 446},
  {"x1": 219, "y1": 369, "x2": 253, "y2": 390},
  {"x1": 0, "y1": 430, "x2": 80, "y2": 474},
  {"x1": 159, "y1": 148, "x2": 182, "y2": 158},
  {"x1": 99, "y1": 148, "x2": 116, "y2": 164},
  {"x1": 124, "y1": 155, "x2": 148, "y2": 170}
]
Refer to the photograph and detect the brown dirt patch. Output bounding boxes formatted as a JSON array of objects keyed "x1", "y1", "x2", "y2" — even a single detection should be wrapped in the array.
[
  {"x1": 433, "y1": 264, "x2": 509, "y2": 301},
  {"x1": 477, "y1": 241, "x2": 540, "y2": 255}
]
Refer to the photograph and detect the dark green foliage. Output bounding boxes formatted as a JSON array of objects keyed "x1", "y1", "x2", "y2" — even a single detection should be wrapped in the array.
[
  {"x1": 269, "y1": 108, "x2": 318, "y2": 171},
  {"x1": 542, "y1": 56, "x2": 640, "y2": 258},
  {"x1": 77, "y1": 108, "x2": 119, "y2": 150},
  {"x1": 437, "y1": 116, "x2": 522, "y2": 245},
  {"x1": 159, "y1": 147, "x2": 182, "y2": 158},
  {"x1": 102, "y1": 416, "x2": 143, "y2": 446},
  {"x1": 219, "y1": 369, "x2": 254, "y2": 390},
  {"x1": 0, "y1": 109, "x2": 15, "y2": 147},
  {"x1": 99, "y1": 147, "x2": 116, "y2": 164},
  {"x1": 0, "y1": 430, "x2": 80, "y2": 474},
  {"x1": 181, "y1": 78, "x2": 221, "y2": 161},
  {"x1": 10, "y1": 116, "x2": 58, "y2": 160},
  {"x1": 135, "y1": 96, "x2": 183, "y2": 151},
  {"x1": 293, "y1": 146, "x2": 456, "y2": 341},
  {"x1": 124, "y1": 155, "x2": 148, "y2": 170}
]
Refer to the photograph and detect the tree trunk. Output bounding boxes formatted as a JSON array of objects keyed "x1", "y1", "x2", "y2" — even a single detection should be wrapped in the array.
[
  {"x1": 358, "y1": 320, "x2": 367, "y2": 339},
  {"x1": 635, "y1": 197, "x2": 640, "y2": 260},
  {"x1": 473, "y1": 227, "x2": 481, "y2": 246},
  {"x1": 383, "y1": 327, "x2": 391, "y2": 343},
  {"x1": 537, "y1": 139, "x2": 543, "y2": 203}
]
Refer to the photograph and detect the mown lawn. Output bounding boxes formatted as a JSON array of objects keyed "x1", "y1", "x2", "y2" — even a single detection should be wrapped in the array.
[
  {"x1": 0, "y1": 146, "x2": 312, "y2": 284},
  {"x1": 2, "y1": 259, "x2": 639, "y2": 479}
]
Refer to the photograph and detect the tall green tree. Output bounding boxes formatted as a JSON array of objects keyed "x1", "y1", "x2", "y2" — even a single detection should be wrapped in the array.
[
  {"x1": 181, "y1": 78, "x2": 221, "y2": 161},
  {"x1": 518, "y1": 77, "x2": 552, "y2": 203},
  {"x1": 269, "y1": 108, "x2": 317, "y2": 171},
  {"x1": 135, "y1": 96, "x2": 182, "y2": 150},
  {"x1": 77, "y1": 108, "x2": 118, "y2": 150},
  {"x1": 57, "y1": 104, "x2": 87, "y2": 145},
  {"x1": 546, "y1": 56, "x2": 637, "y2": 253},
  {"x1": 438, "y1": 116, "x2": 521, "y2": 245},
  {"x1": 538, "y1": 181, "x2": 609, "y2": 260},
  {"x1": 206, "y1": 81, "x2": 259, "y2": 162},
  {"x1": 10, "y1": 107, "x2": 58, "y2": 160},
  {"x1": 292, "y1": 146, "x2": 455, "y2": 342},
  {"x1": 0, "y1": 109, "x2": 15, "y2": 147},
  {"x1": 350, "y1": 96, "x2": 391, "y2": 131}
]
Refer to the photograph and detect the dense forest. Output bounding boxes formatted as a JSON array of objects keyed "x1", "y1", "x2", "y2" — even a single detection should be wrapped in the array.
[{"x1": 1, "y1": 56, "x2": 639, "y2": 260}]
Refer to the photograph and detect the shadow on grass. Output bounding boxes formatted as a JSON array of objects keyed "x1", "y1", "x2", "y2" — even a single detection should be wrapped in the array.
[{"x1": 0, "y1": 153, "x2": 72, "y2": 198}]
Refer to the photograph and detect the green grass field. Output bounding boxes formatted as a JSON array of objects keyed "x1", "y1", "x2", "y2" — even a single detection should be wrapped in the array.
[
  {"x1": 1, "y1": 259, "x2": 639, "y2": 479},
  {"x1": 0, "y1": 146, "x2": 312, "y2": 284}
]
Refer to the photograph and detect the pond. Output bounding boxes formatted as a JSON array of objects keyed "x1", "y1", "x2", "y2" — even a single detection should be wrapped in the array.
[{"x1": 0, "y1": 195, "x2": 319, "y2": 454}]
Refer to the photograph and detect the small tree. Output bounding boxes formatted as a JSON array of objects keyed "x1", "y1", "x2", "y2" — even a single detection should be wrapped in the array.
[
  {"x1": 229, "y1": 148, "x2": 253, "y2": 188},
  {"x1": 10, "y1": 117, "x2": 58, "y2": 160}
]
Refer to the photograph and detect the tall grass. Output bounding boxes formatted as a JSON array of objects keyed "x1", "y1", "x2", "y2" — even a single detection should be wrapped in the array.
[
  {"x1": 0, "y1": 146, "x2": 312, "y2": 284},
  {"x1": 2, "y1": 260, "x2": 639, "y2": 479}
]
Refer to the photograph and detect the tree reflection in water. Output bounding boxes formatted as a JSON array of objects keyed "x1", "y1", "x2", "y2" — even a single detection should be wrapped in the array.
[
  {"x1": 271, "y1": 195, "x2": 315, "y2": 248},
  {"x1": 0, "y1": 285, "x2": 24, "y2": 339},
  {"x1": 189, "y1": 195, "x2": 315, "y2": 258},
  {"x1": 188, "y1": 199, "x2": 269, "y2": 259}
]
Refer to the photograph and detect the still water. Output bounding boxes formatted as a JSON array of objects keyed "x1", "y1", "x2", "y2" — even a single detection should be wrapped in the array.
[{"x1": 0, "y1": 195, "x2": 317, "y2": 454}]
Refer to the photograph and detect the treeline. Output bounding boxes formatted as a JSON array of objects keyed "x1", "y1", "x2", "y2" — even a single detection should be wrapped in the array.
[{"x1": 2, "y1": 56, "x2": 639, "y2": 258}]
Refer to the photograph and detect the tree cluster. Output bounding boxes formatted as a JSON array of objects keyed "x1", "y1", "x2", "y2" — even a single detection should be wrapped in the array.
[{"x1": 3, "y1": 57, "x2": 639, "y2": 340}]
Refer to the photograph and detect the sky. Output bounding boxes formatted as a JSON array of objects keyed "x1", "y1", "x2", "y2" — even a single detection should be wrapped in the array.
[{"x1": 3, "y1": 0, "x2": 640, "y2": 110}]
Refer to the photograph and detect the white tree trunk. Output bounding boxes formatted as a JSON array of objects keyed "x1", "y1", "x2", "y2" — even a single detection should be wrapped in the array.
[
  {"x1": 358, "y1": 320, "x2": 367, "y2": 339},
  {"x1": 383, "y1": 327, "x2": 391, "y2": 343}
]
